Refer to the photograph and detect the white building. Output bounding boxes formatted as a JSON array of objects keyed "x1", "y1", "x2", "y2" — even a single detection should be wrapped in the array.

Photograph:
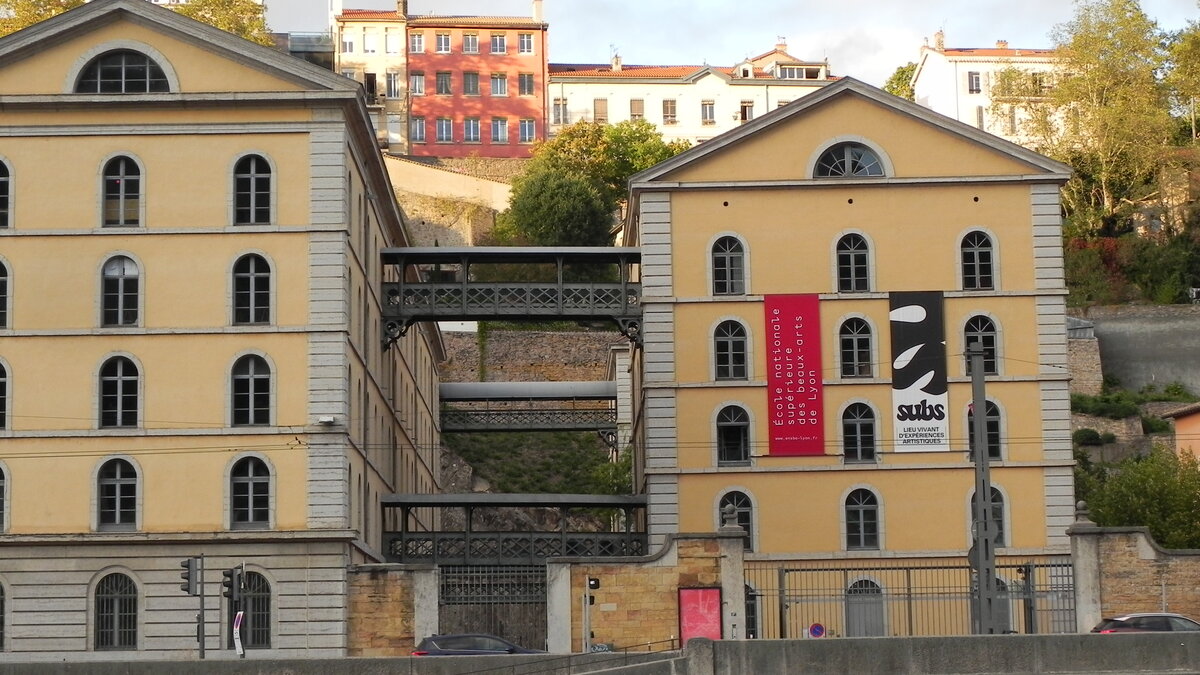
[
  {"x1": 549, "y1": 42, "x2": 834, "y2": 144},
  {"x1": 911, "y1": 31, "x2": 1056, "y2": 145}
]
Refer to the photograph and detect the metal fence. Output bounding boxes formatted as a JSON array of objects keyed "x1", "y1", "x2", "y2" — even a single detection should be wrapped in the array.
[
  {"x1": 743, "y1": 556, "x2": 1074, "y2": 639},
  {"x1": 439, "y1": 565, "x2": 549, "y2": 652}
]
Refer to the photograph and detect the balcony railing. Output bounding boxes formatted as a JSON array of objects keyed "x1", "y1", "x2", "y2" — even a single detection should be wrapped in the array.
[
  {"x1": 384, "y1": 531, "x2": 648, "y2": 565},
  {"x1": 442, "y1": 407, "x2": 617, "y2": 432}
]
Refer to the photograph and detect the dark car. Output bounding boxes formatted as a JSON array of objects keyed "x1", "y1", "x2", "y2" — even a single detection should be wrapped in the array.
[
  {"x1": 1091, "y1": 612, "x2": 1200, "y2": 633},
  {"x1": 412, "y1": 633, "x2": 546, "y2": 656}
]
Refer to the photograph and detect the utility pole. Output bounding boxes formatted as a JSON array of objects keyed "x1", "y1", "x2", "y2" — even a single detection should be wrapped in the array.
[{"x1": 968, "y1": 342, "x2": 999, "y2": 634}]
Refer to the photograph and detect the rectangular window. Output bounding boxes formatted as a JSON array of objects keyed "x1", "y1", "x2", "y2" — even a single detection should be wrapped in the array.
[
  {"x1": 410, "y1": 116, "x2": 426, "y2": 143},
  {"x1": 552, "y1": 98, "x2": 568, "y2": 125},
  {"x1": 662, "y1": 99, "x2": 677, "y2": 125},
  {"x1": 409, "y1": 32, "x2": 423, "y2": 53},
  {"x1": 464, "y1": 117, "x2": 480, "y2": 142},
  {"x1": 436, "y1": 32, "x2": 451, "y2": 53},
  {"x1": 701, "y1": 100, "x2": 715, "y2": 124},
  {"x1": 340, "y1": 32, "x2": 354, "y2": 53},
  {"x1": 975, "y1": 105, "x2": 985, "y2": 129},
  {"x1": 518, "y1": 33, "x2": 534, "y2": 53},
  {"x1": 630, "y1": 98, "x2": 644, "y2": 120},
  {"x1": 519, "y1": 118, "x2": 535, "y2": 143},
  {"x1": 463, "y1": 33, "x2": 479, "y2": 53},
  {"x1": 777, "y1": 99, "x2": 791, "y2": 108},
  {"x1": 967, "y1": 71, "x2": 981, "y2": 94},
  {"x1": 593, "y1": 98, "x2": 608, "y2": 123},
  {"x1": 436, "y1": 118, "x2": 453, "y2": 142},
  {"x1": 463, "y1": 71, "x2": 480, "y2": 95},
  {"x1": 409, "y1": 72, "x2": 424, "y2": 95},
  {"x1": 490, "y1": 73, "x2": 507, "y2": 96},
  {"x1": 492, "y1": 117, "x2": 509, "y2": 143},
  {"x1": 436, "y1": 71, "x2": 451, "y2": 95},
  {"x1": 385, "y1": 28, "x2": 399, "y2": 53},
  {"x1": 739, "y1": 100, "x2": 754, "y2": 122},
  {"x1": 386, "y1": 71, "x2": 401, "y2": 98},
  {"x1": 491, "y1": 33, "x2": 506, "y2": 54},
  {"x1": 362, "y1": 28, "x2": 377, "y2": 54},
  {"x1": 518, "y1": 73, "x2": 535, "y2": 96},
  {"x1": 778, "y1": 65, "x2": 801, "y2": 79},
  {"x1": 340, "y1": 69, "x2": 356, "y2": 81}
]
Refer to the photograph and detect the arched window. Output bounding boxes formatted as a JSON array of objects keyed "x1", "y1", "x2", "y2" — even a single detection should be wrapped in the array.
[
  {"x1": 711, "y1": 236, "x2": 745, "y2": 295},
  {"x1": 716, "y1": 405, "x2": 750, "y2": 466},
  {"x1": 815, "y1": 142, "x2": 884, "y2": 177},
  {"x1": 714, "y1": 320, "x2": 748, "y2": 381},
  {"x1": 233, "y1": 571, "x2": 272, "y2": 649},
  {"x1": 964, "y1": 315, "x2": 998, "y2": 375},
  {"x1": 719, "y1": 491, "x2": 753, "y2": 551},
  {"x1": 97, "y1": 458, "x2": 137, "y2": 531},
  {"x1": 842, "y1": 403, "x2": 876, "y2": 464},
  {"x1": 231, "y1": 457, "x2": 270, "y2": 529},
  {"x1": 234, "y1": 155, "x2": 272, "y2": 225},
  {"x1": 231, "y1": 355, "x2": 271, "y2": 426},
  {"x1": 233, "y1": 254, "x2": 271, "y2": 325},
  {"x1": 0, "y1": 363, "x2": 7, "y2": 431},
  {"x1": 836, "y1": 233, "x2": 869, "y2": 292},
  {"x1": 99, "y1": 357, "x2": 138, "y2": 428},
  {"x1": 102, "y1": 157, "x2": 140, "y2": 227},
  {"x1": 845, "y1": 489, "x2": 879, "y2": 550},
  {"x1": 968, "y1": 400, "x2": 1002, "y2": 460},
  {"x1": 0, "y1": 161, "x2": 10, "y2": 229},
  {"x1": 961, "y1": 231, "x2": 994, "y2": 290},
  {"x1": 94, "y1": 573, "x2": 137, "y2": 650},
  {"x1": 101, "y1": 256, "x2": 139, "y2": 326},
  {"x1": 972, "y1": 486, "x2": 1007, "y2": 547},
  {"x1": 0, "y1": 261, "x2": 9, "y2": 328},
  {"x1": 77, "y1": 50, "x2": 168, "y2": 93},
  {"x1": 839, "y1": 318, "x2": 872, "y2": 378},
  {"x1": 845, "y1": 579, "x2": 886, "y2": 637}
]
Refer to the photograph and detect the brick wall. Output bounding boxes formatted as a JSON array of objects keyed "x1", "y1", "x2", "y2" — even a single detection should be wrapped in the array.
[
  {"x1": 1071, "y1": 519, "x2": 1200, "y2": 630},
  {"x1": 346, "y1": 565, "x2": 418, "y2": 657}
]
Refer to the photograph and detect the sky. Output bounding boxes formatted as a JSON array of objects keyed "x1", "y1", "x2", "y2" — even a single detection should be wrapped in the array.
[{"x1": 265, "y1": 0, "x2": 1199, "y2": 87}]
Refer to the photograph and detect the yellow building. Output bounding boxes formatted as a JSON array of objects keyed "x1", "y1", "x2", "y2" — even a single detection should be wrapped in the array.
[
  {"x1": 626, "y1": 78, "x2": 1075, "y2": 637},
  {"x1": 0, "y1": 0, "x2": 441, "y2": 659}
]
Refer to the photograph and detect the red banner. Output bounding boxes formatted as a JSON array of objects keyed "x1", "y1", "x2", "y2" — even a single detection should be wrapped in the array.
[{"x1": 765, "y1": 294, "x2": 824, "y2": 456}]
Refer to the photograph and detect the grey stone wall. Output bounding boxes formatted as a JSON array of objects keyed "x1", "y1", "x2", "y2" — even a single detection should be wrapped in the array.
[
  {"x1": 1069, "y1": 305, "x2": 1200, "y2": 394},
  {"x1": 1067, "y1": 337, "x2": 1102, "y2": 395},
  {"x1": 438, "y1": 329, "x2": 625, "y2": 383}
]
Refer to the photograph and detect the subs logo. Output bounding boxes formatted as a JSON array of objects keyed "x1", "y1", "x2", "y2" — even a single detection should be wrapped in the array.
[{"x1": 896, "y1": 399, "x2": 946, "y2": 421}]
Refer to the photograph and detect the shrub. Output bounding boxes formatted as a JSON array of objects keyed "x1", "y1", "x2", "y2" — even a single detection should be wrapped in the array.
[
  {"x1": 1073, "y1": 428, "x2": 1103, "y2": 446},
  {"x1": 1100, "y1": 432, "x2": 1117, "y2": 444},
  {"x1": 1142, "y1": 415, "x2": 1172, "y2": 433}
]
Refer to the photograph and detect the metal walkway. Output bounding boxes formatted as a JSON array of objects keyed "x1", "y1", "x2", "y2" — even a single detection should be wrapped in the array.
[
  {"x1": 440, "y1": 381, "x2": 617, "y2": 433},
  {"x1": 380, "y1": 247, "x2": 642, "y2": 346}
]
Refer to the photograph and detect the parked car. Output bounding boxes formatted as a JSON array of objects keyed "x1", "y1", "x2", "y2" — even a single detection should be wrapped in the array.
[
  {"x1": 412, "y1": 633, "x2": 546, "y2": 656},
  {"x1": 1091, "y1": 612, "x2": 1200, "y2": 633}
]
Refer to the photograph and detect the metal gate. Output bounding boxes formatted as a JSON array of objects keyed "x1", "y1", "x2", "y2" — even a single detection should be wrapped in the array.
[{"x1": 438, "y1": 565, "x2": 548, "y2": 651}]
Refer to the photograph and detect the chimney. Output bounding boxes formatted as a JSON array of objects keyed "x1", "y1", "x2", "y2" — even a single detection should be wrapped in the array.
[
  {"x1": 996, "y1": 39, "x2": 1008, "y2": 49},
  {"x1": 775, "y1": 37, "x2": 787, "y2": 52},
  {"x1": 934, "y1": 29, "x2": 944, "y2": 50},
  {"x1": 532, "y1": 0, "x2": 543, "y2": 22},
  {"x1": 396, "y1": 0, "x2": 407, "y2": 17},
  {"x1": 611, "y1": 54, "x2": 622, "y2": 72}
]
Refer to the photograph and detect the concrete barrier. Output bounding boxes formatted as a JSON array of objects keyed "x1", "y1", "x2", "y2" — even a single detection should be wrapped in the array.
[{"x1": 6, "y1": 634, "x2": 1200, "y2": 674}]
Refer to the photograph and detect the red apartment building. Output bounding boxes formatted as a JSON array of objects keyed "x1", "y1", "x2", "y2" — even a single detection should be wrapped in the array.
[{"x1": 336, "y1": 0, "x2": 548, "y2": 158}]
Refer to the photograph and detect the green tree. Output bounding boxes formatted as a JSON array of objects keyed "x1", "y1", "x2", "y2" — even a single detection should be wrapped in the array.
[
  {"x1": 995, "y1": 0, "x2": 1173, "y2": 236},
  {"x1": 528, "y1": 119, "x2": 690, "y2": 209},
  {"x1": 499, "y1": 165, "x2": 614, "y2": 247},
  {"x1": 883, "y1": 62, "x2": 916, "y2": 100},
  {"x1": 0, "y1": 0, "x2": 274, "y2": 45},
  {"x1": 1168, "y1": 21, "x2": 1200, "y2": 142},
  {"x1": 0, "y1": 0, "x2": 84, "y2": 36},
  {"x1": 1084, "y1": 445, "x2": 1200, "y2": 548},
  {"x1": 171, "y1": 0, "x2": 274, "y2": 46}
]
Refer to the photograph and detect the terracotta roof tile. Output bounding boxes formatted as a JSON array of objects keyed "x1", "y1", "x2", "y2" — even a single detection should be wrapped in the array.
[{"x1": 336, "y1": 11, "x2": 544, "y2": 28}]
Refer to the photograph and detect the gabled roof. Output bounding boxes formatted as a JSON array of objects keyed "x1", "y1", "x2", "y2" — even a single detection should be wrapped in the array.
[
  {"x1": 629, "y1": 77, "x2": 1072, "y2": 186},
  {"x1": 1162, "y1": 403, "x2": 1200, "y2": 420},
  {"x1": 0, "y1": 0, "x2": 357, "y2": 91}
]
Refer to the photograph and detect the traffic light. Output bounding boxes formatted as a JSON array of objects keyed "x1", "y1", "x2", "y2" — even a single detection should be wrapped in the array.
[
  {"x1": 221, "y1": 565, "x2": 243, "y2": 604},
  {"x1": 179, "y1": 557, "x2": 199, "y2": 596}
]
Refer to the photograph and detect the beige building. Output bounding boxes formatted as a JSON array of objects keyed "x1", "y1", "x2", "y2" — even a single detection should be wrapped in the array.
[
  {"x1": 912, "y1": 31, "x2": 1056, "y2": 146},
  {"x1": 0, "y1": 0, "x2": 441, "y2": 660},
  {"x1": 626, "y1": 78, "x2": 1075, "y2": 637},
  {"x1": 550, "y1": 42, "x2": 834, "y2": 144}
]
